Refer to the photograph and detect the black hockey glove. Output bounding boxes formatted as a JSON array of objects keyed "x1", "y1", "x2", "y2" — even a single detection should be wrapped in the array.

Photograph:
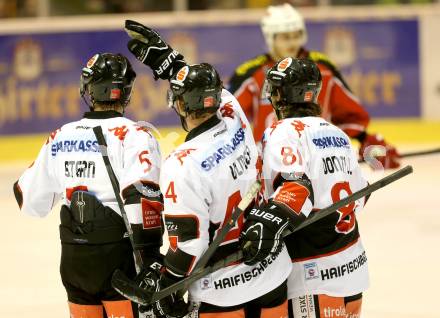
[
  {"x1": 125, "y1": 20, "x2": 186, "y2": 80},
  {"x1": 239, "y1": 204, "x2": 291, "y2": 266},
  {"x1": 132, "y1": 256, "x2": 162, "y2": 314},
  {"x1": 153, "y1": 269, "x2": 189, "y2": 318}
]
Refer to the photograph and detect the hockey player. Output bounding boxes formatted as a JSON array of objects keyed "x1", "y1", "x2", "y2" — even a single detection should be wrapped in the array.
[
  {"x1": 240, "y1": 58, "x2": 369, "y2": 318},
  {"x1": 124, "y1": 20, "x2": 292, "y2": 318},
  {"x1": 13, "y1": 53, "x2": 163, "y2": 318},
  {"x1": 229, "y1": 3, "x2": 400, "y2": 169}
]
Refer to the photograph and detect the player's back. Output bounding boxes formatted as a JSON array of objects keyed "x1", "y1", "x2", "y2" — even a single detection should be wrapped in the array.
[
  {"x1": 262, "y1": 116, "x2": 369, "y2": 298},
  {"x1": 160, "y1": 89, "x2": 292, "y2": 306},
  {"x1": 25, "y1": 113, "x2": 161, "y2": 217}
]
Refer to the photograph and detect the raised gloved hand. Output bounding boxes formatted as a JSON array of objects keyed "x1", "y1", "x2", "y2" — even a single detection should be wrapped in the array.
[
  {"x1": 239, "y1": 205, "x2": 290, "y2": 266},
  {"x1": 125, "y1": 20, "x2": 186, "y2": 80},
  {"x1": 359, "y1": 133, "x2": 400, "y2": 169}
]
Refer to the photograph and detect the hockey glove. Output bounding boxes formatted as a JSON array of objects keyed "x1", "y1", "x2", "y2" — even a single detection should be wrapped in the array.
[
  {"x1": 125, "y1": 20, "x2": 186, "y2": 80},
  {"x1": 153, "y1": 269, "x2": 189, "y2": 318},
  {"x1": 239, "y1": 204, "x2": 290, "y2": 266},
  {"x1": 359, "y1": 133, "x2": 400, "y2": 169},
  {"x1": 133, "y1": 257, "x2": 162, "y2": 315}
]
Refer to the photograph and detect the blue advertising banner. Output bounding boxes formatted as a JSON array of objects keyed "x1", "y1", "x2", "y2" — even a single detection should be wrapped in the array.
[{"x1": 0, "y1": 18, "x2": 419, "y2": 135}]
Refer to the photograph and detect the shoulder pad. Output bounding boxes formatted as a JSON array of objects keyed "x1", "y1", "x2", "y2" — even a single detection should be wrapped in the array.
[
  {"x1": 308, "y1": 51, "x2": 352, "y2": 91},
  {"x1": 308, "y1": 51, "x2": 338, "y2": 69},
  {"x1": 234, "y1": 54, "x2": 268, "y2": 77},
  {"x1": 229, "y1": 55, "x2": 269, "y2": 93}
]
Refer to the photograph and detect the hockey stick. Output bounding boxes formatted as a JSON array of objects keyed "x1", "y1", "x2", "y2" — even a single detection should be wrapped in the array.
[
  {"x1": 112, "y1": 165, "x2": 413, "y2": 306},
  {"x1": 192, "y1": 181, "x2": 261, "y2": 272},
  {"x1": 358, "y1": 147, "x2": 440, "y2": 163},
  {"x1": 112, "y1": 180, "x2": 260, "y2": 303},
  {"x1": 93, "y1": 126, "x2": 143, "y2": 268}
]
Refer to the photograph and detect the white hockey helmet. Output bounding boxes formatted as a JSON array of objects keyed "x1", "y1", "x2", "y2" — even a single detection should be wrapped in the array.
[{"x1": 261, "y1": 4, "x2": 307, "y2": 55}]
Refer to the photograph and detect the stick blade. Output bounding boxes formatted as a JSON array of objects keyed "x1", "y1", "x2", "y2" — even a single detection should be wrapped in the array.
[{"x1": 111, "y1": 269, "x2": 152, "y2": 306}]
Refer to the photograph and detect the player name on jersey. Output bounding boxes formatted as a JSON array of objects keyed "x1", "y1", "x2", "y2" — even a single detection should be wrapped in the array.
[
  {"x1": 65, "y1": 160, "x2": 96, "y2": 178},
  {"x1": 322, "y1": 155, "x2": 352, "y2": 175}
]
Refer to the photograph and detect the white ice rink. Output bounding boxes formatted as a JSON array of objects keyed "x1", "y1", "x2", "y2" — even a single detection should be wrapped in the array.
[{"x1": 1, "y1": 152, "x2": 439, "y2": 317}]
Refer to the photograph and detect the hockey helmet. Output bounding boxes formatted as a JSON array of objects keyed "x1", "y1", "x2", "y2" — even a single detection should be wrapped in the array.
[
  {"x1": 263, "y1": 57, "x2": 322, "y2": 116},
  {"x1": 168, "y1": 63, "x2": 222, "y2": 114},
  {"x1": 80, "y1": 53, "x2": 136, "y2": 108},
  {"x1": 261, "y1": 4, "x2": 307, "y2": 56}
]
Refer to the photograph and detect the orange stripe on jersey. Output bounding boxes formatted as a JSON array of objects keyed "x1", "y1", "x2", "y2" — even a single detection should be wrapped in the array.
[
  {"x1": 68, "y1": 302, "x2": 103, "y2": 318},
  {"x1": 273, "y1": 181, "x2": 310, "y2": 215},
  {"x1": 200, "y1": 308, "x2": 245, "y2": 318},
  {"x1": 66, "y1": 186, "x2": 88, "y2": 201},
  {"x1": 317, "y1": 295, "x2": 346, "y2": 318},
  {"x1": 102, "y1": 300, "x2": 134, "y2": 318},
  {"x1": 169, "y1": 235, "x2": 178, "y2": 252},
  {"x1": 345, "y1": 297, "x2": 362, "y2": 317}
]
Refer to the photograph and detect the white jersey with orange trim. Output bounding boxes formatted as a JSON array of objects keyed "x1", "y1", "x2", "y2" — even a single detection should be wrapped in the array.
[
  {"x1": 261, "y1": 116, "x2": 369, "y2": 299},
  {"x1": 14, "y1": 111, "x2": 162, "y2": 229},
  {"x1": 160, "y1": 89, "x2": 291, "y2": 306}
]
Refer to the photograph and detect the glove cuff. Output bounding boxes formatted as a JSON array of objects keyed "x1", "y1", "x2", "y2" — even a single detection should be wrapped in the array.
[{"x1": 246, "y1": 203, "x2": 292, "y2": 234}]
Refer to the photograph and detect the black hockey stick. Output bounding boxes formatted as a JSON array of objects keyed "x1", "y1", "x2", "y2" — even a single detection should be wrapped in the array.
[
  {"x1": 359, "y1": 147, "x2": 440, "y2": 163},
  {"x1": 112, "y1": 165, "x2": 413, "y2": 306},
  {"x1": 93, "y1": 126, "x2": 143, "y2": 268}
]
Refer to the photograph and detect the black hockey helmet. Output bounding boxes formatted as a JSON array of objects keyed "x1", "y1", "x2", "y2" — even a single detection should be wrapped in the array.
[
  {"x1": 263, "y1": 57, "x2": 322, "y2": 118},
  {"x1": 167, "y1": 63, "x2": 222, "y2": 114},
  {"x1": 80, "y1": 53, "x2": 136, "y2": 108}
]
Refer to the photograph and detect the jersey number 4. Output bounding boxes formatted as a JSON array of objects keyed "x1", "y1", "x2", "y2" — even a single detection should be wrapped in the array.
[{"x1": 221, "y1": 191, "x2": 243, "y2": 243}]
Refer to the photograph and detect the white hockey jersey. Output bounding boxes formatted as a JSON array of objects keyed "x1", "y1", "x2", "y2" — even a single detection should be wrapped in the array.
[
  {"x1": 261, "y1": 116, "x2": 369, "y2": 298},
  {"x1": 160, "y1": 89, "x2": 292, "y2": 306},
  {"x1": 14, "y1": 111, "x2": 162, "y2": 245}
]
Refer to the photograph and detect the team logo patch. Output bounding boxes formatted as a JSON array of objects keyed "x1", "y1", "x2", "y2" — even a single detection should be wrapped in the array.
[
  {"x1": 277, "y1": 57, "x2": 293, "y2": 72},
  {"x1": 304, "y1": 91, "x2": 313, "y2": 102},
  {"x1": 304, "y1": 262, "x2": 320, "y2": 280},
  {"x1": 86, "y1": 54, "x2": 99, "y2": 68},
  {"x1": 110, "y1": 88, "x2": 121, "y2": 99},
  {"x1": 204, "y1": 96, "x2": 214, "y2": 107},
  {"x1": 176, "y1": 66, "x2": 189, "y2": 82},
  {"x1": 200, "y1": 276, "x2": 212, "y2": 290},
  {"x1": 141, "y1": 199, "x2": 162, "y2": 229}
]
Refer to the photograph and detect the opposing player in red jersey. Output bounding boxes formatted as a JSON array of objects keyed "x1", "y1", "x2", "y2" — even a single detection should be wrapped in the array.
[{"x1": 228, "y1": 3, "x2": 400, "y2": 169}]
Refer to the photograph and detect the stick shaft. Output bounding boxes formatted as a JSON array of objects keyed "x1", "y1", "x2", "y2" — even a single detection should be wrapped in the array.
[
  {"x1": 93, "y1": 126, "x2": 143, "y2": 267},
  {"x1": 151, "y1": 165, "x2": 413, "y2": 302},
  {"x1": 192, "y1": 181, "x2": 261, "y2": 273},
  {"x1": 359, "y1": 147, "x2": 440, "y2": 163}
]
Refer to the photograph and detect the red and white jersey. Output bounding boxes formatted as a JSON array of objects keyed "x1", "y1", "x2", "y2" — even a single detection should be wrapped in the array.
[
  {"x1": 261, "y1": 116, "x2": 369, "y2": 298},
  {"x1": 228, "y1": 49, "x2": 370, "y2": 142},
  {"x1": 15, "y1": 111, "x2": 162, "y2": 228},
  {"x1": 160, "y1": 89, "x2": 291, "y2": 306}
]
